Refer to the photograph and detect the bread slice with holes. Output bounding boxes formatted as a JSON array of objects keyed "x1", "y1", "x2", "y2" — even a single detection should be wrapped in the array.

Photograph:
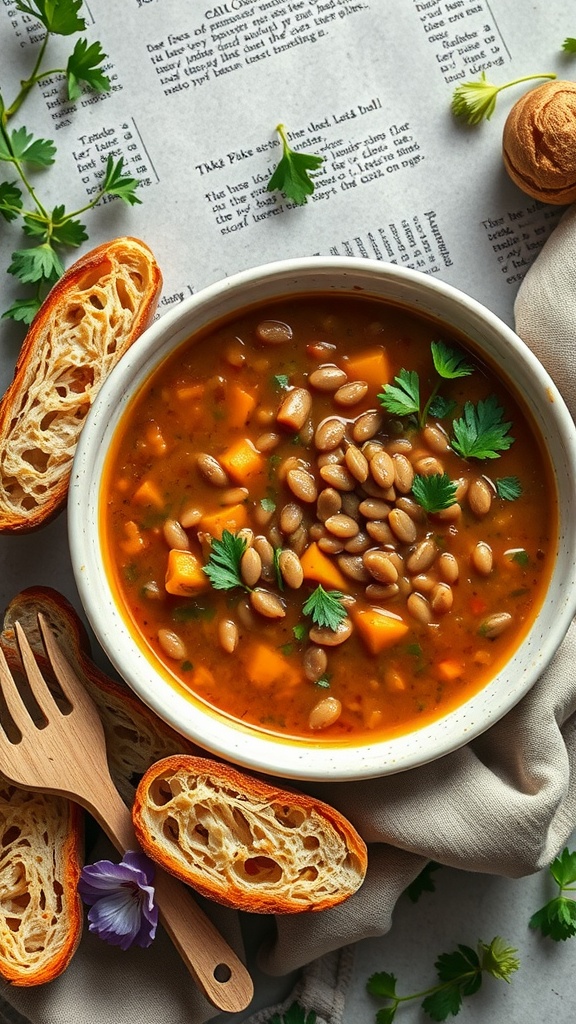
[
  {"x1": 0, "y1": 236, "x2": 162, "y2": 532},
  {"x1": 132, "y1": 755, "x2": 368, "y2": 914},
  {"x1": 0, "y1": 587, "x2": 196, "y2": 986}
]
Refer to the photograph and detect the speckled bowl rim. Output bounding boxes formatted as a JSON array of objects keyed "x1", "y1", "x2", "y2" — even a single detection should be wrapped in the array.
[{"x1": 69, "y1": 257, "x2": 576, "y2": 781}]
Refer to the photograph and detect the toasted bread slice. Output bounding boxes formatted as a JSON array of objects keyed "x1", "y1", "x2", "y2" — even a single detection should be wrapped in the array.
[
  {"x1": 0, "y1": 236, "x2": 162, "y2": 532},
  {"x1": 132, "y1": 754, "x2": 368, "y2": 914}
]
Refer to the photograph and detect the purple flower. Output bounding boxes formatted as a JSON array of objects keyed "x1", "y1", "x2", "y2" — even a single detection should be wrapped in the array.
[{"x1": 78, "y1": 850, "x2": 158, "y2": 950}]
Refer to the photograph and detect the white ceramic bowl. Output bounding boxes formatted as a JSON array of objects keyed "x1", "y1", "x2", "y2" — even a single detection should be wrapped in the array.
[{"x1": 69, "y1": 257, "x2": 576, "y2": 781}]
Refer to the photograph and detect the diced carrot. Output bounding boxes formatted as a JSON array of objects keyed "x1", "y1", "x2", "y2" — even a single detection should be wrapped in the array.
[
  {"x1": 120, "y1": 519, "x2": 147, "y2": 556},
  {"x1": 227, "y1": 384, "x2": 257, "y2": 429},
  {"x1": 299, "y1": 542, "x2": 348, "y2": 591},
  {"x1": 165, "y1": 549, "x2": 208, "y2": 596},
  {"x1": 133, "y1": 478, "x2": 165, "y2": 509},
  {"x1": 174, "y1": 383, "x2": 205, "y2": 403},
  {"x1": 218, "y1": 438, "x2": 264, "y2": 484},
  {"x1": 351, "y1": 607, "x2": 409, "y2": 654},
  {"x1": 470, "y1": 596, "x2": 488, "y2": 616},
  {"x1": 340, "y1": 346, "x2": 390, "y2": 392},
  {"x1": 190, "y1": 664, "x2": 215, "y2": 689},
  {"x1": 437, "y1": 658, "x2": 465, "y2": 681},
  {"x1": 199, "y1": 503, "x2": 248, "y2": 539},
  {"x1": 243, "y1": 642, "x2": 299, "y2": 689}
]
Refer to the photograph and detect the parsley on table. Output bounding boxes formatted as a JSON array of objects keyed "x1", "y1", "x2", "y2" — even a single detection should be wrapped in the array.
[
  {"x1": 451, "y1": 71, "x2": 556, "y2": 124},
  {"x1": 202, "y1": 530, "x2": 247, "y2": 591},
  {"x1": 302, "y1": 585, "x2": 346, "y2": 632},
  {"x1": 0, "y1": 0, "x2": 141, "y2": 325},
  {"x1": 404, "y1": 861, "x2": 442, "y2": 903},
  {"x1": 563, "y1": 37, "x2": 576, "y2": 52},
  {"x1": 268, "y1": 1002, "x2": 316, "y2": 1024},
  {"x1": 451, "y1": 396, "x2": 514, "y2": 460},
  {"x1": 412, "y1": 474, "x2": 457, "y2": 514},
  {"x1": 267, "y1": 123, "x2": 324, "y2": 206},
  {"x1": 367, "y1": 936, "x2": 519, "y2": 1022},
  {"x1": 530, "y1": 847, "x2": 576, "y2": 940}
]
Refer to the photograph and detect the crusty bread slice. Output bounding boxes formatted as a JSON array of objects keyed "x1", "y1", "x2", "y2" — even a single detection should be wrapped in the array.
[
  {"x1": 0, "y1": 587, "x2": 196, "y2": 987},
  {"x1": 0, "y1": 236, "x2": 162, "y2": 532},
  {"x1": 132, "y1": 755, "x2": 368, "y2": 914}
]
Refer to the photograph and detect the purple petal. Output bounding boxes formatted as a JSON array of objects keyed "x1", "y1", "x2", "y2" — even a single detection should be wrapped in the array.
[{"x1": 78, "y1": 851, "x2": 158, "y2": 949}]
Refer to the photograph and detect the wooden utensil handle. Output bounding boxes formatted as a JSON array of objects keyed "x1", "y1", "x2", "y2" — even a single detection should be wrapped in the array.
[{"x1": 87, "y1": 778, "x2": 254, "y2": 1013}]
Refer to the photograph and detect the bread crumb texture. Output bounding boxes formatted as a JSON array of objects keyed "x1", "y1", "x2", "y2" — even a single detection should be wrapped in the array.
[
  {"x1": 0, "y1": 782, "x2": 82, "y2": 985},
  {"x1": 134, "y1": 757, "x2": 367, "y2": 914},
  {"x1": 502, "y1": 80, "x2": 576, "y2": 204},
  {"x1": 0, "y1": 237, "x2": 162, "y2": 532}
]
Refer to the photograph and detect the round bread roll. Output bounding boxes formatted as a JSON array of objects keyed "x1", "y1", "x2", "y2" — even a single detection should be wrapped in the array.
[
  {"x1": 132, "y1": 755, "x2": 368, "y2": 914},
  {"x1": 0, "y1": 236, "x2": 162, "y2": 532},
  {"x1": 502, "y1": 80, "x2": 576, "y2": 204}
]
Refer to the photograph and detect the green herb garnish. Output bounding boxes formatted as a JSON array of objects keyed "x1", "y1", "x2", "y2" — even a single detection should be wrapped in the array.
[
  {"x1": 272, "y1": 373, "x2": 291, "y2": 390},
  {"x1": 203, "y1": 530, "x2": 247, "y2": 591},
  {"x1": 530, "y1": 848, "x2": 576, "y2": 940},
  {"x1": 378, "y1": 342, "x2": 472, "y2": 428},
  {"x1": 267, "y1": 123, "x2": 324, "y2": 206},
  {"x1": 451, "y1": 71, "x2": 557, "y2": 124},
  {"x1": 563, "y1": 37, "x2": 576, "y2": 52},
  {"x1": 495, "y1": 476, "x2": 522, "y2": 501},
  {"x1": 378, "y1": 368, "x2": 420, "y2": 419},
  {"x1": 1, "y1": 0, "x2": 141, "y2": 324},
  {"x1": 260, "y1": 496, "x2": 276, "y2": 512},
  {"x1": 269, "y1": 1002, "x2": 317, "y2": 1024},
  {"x1": 404, "y1": 861, "x2": 441, "y2": 904},
  {"x1": 451, "y1": 396, "x2": 514, "y2": 460},
  {"x1": 302, "y1": 585, "x2": 346, "y2": 631},
  {"x1": 412, "y1": 473, "x2": 457, "y2": 514},
  {"x1": 292, "y1": 622, "x2": 307, "y2": 642},
  {"x1": 367, "y1": 936, "x2": 519, "y2": 1022}
]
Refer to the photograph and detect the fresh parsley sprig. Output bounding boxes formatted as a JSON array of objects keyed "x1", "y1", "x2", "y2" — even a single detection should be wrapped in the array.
[
  {"x1": 0, "y1": 0, "x2": 141, "y2": 325},
  {"x1": 267, "y1": 123, "x2": 324, "y2": 206},
  {"x1": 412, "y1": 473, "x2": 457, "y2": 514},
  {"x1": 202, "y1": 530, "x2": 248, "y2": 591},
  {"x1": 563, "y1": 38, "x2": 576, "y2": 53},
  {"x1": 367, "y1": 936, "x2": 519, "y2": 1022},
  {"x1": 530, "y1": 847, "x2": 576, "y2": 941},
  {"x1": 302, "y1": 585, "x2": 346, "y2": 631},
  {"x1": 451, "y1": 71, "x2": 557, "y2": 124},
  {"x1": 495, "y1": 476, "x2": 522, "y2": 501},
  {"x1": 451, "y1": 396, "x2": 514, "y2": 460},
  {"x1": 378, "y1": 341, "x2": 473, "y2": 429}
]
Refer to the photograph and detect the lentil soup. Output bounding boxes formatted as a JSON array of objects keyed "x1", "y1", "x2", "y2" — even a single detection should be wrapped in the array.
[{"x1": 101, "y1": 294, "x2": 556, "y2": 744}]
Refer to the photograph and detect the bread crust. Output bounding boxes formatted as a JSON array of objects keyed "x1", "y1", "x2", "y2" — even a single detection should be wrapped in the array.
[
  {"x1": 0, "y1": 587, "x2": 195, "y2": 985},
  {"x1": 502, "y1": 80, "x2": 576, "y2": 204},
  {"x1": 132, "y1": 754, "x2": 368, "y2": 914},
  {"x1": 0, "y1": 236, "x2": 162, "y2": 533}
]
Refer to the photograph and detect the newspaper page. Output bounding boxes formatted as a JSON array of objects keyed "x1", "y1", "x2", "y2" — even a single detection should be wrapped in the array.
[{"x1": 0, "y1": 0, "x2": 570, "y2": 367}]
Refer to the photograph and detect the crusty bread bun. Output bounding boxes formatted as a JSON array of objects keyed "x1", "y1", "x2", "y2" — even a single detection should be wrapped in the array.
[
  {"x1": 132, "y1": 755, "x2": 368, "y2": 914},
  {"x1": 502, "y1": 80, "x2": 576, "y2": 204},
  {"x1": 0, "y1": 587, "x2": 196, "y2": 986},
  {"x1": 0, "y1": 236, "x2": 162, "y2": 533}
]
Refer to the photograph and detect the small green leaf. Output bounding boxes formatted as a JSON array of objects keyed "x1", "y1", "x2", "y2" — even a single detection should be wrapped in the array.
[
  {"x1": 203, "y1": 530, "x2": 247, "y2": 591},
  {"x1": 378, "y1": 369, "x2": 420, "y2": 418},
  {"x1": 366, "y1": 971, "x2": 397, "y2": 1000},
  {"x1": 2, "y1": 296, "x2": 42, "y2": 324},
  {"x1": 404, "y1": 861, "x2": 441, "y2": 903},
  {"x1": 101, "y1": 155, "x2": 142, "y2": 205},
  {"x1": 550, "y1": 847, "x2": 576, "y2": 888},
  {"x1": 562, "y1": 37, "x2": 576, "y2": 53},
  {"x1": 272, "y1": 373, "x2": 291, "y2": 390},
  {"x1": 428, "y1": 395, "x2": 457, "y2": 420},
  {"x1": 530, "y1": 897, "x2": 576, "y2": 941},
  {"x1": 4, "y1": 127, "x2": 56, "y2": 167},
  {"x1": 421, "y1": 984, "x2": 463, "y2": 1021},
  {"x1": 495, "y1": 476, "x2": 522, "y2": 501},
  {"x1": 431, "y1": 340, "x2": 474, "y2": 379},
  {"x1": 302, "y1": 585, "x2": 346, "y2": 631},
  {"x1": 8, "y1": 244, "x2": 64, "y2": 284},
  {"x1": 292, "y1": 622, "x2": 307, "y2": 642},
  {"x1": 375, "y1": 1008, "x2": 397, "y2": 1024},
  {"x1": 451, "y1": 395, "x2": 514, "y2": 460},
  {"x1": 66, "y1": 38, "x2": 110, "y2": 100},
  {"x1": 0, "y1": 181, "x2": 23, "y2": 221},
  {"x1": 412, "y1": 473, "x2": 457, "y2": 514},
  {"x1": 16, "y1": 0, "x2": 86, "y2": 34},
  {"x1": 435, "y1": 944, "x2": 480, "y2": 983},
  {"x1": 267, "y1": 123, "x2": 324, "y2": 205},
  {"x1": 50, "y1": 211, "x2": 88, "y2": 247},
  {"x1": 260, "y1": 496, "x2": 276, "y2": 512}
]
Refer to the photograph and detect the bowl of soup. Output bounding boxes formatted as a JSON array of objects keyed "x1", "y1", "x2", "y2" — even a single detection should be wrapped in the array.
[{"x1": 69, "y1": 257, "x2": 576, "y2": 780}]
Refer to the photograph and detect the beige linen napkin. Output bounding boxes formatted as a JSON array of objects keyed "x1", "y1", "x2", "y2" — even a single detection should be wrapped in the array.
[{"x1": 2, "y1": 213, "x2": 576, "y2": 1024}]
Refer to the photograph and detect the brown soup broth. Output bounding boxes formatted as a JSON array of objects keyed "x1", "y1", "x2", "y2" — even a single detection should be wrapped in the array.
[{"x1": 100, "y1": 294, "x2": 557, "y2": 744}]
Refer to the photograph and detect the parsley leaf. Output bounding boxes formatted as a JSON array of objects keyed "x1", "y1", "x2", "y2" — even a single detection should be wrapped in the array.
[
  {"x1": 269, "y1": 1002, "x2": 317, "y2": 1024},
  {"x1": 451, "y1": 396, "x2": 514, "y2": 460},
  {"x1": 378, "y1": 369, "x2": 420, "y2": 418},
  {"x1": 66, "y1": 38, "x2": 110, "y2": 100},
  {"x1": 404, "y1": 861, "x2": 441, "y2": 903},
  {"x1": 451, "y1": 71, "x2": 556, "y2": 124},
  {"x1": 0, "y1": 181, "x2": 23, "y2": 222},
  {"x1": 530, "y1": 848, "x2": 576, "y2": 940},
  {"x1": 302, "y1": 585, "x2": 346, "y2": 631},
  {"x1": 0, "y1": 127, "x2": 56, "y2": 167},
  {"x1": 431, "y1": 340, "x2": 474, "y2": 380},
  {"x1": 428, "y1": 395, "x2": 457, "y2": 420},
  {"x1": 8, "y1": 244, "x2": 64, "y2": 284},
  {"x1": 267, "y1": 123, "x2": 324, "y2": 206},
  {"x1": 562, "y1": 37, "x2": 576, "y2": 53},
  {"x1": 203, "y1": 530, "x2": 247, "y2": 591},
  {"x1": 412, "y1": 473, "x2": 457, "y2": 514},
  {"x1": 495, "y1": 476, "x2": 522, "y2": 501},
  {"x1": 101, "y1": 155, "x2": 142, "y2": 205},
  {"x1": 16, "y1": 0, "x2": 86, "y2": 34},
  {"x1": 272, "y1": 373, "x2": 291, "y2": 390}
]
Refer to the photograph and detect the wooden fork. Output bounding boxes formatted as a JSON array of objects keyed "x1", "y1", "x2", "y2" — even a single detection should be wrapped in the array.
[{"x1": 0, "y1": 614, "x2": 253, "y2": 1014}]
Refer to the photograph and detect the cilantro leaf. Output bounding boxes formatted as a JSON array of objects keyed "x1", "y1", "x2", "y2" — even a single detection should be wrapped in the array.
[
  {"x1": 302, "y1": 585, "x2": 346, "y2": 631},
  {"x1": 16, "y1": 0, "x2": 85, "y2": 34},
  {"x1": 272, "y1": 373, "x2": 291, "y2": 390},
  {"x1": 428, "y1": 395, "x2": 457, "y2": 420},
  {"x1": 260, "y1": 496, "x2": 276, "y2": 512},
  {"x1": 292, "y1": 622, "x2": 307, "y2": 642},
  {"x1": 404, "y1": 861, "x2": 441, "y2": 903},
  {"x1": 366, "y1": 971, "x2": 398, "y2": 999},
  {"x1": 203, "y1": 530, "x2": 247, "y2": 590},
  {"x1": 66, "y1": 38, "x2": 110, "y2": 100},
  {"x1": 101, "y1": 155, "x2": 142, "y2": 205},
  {"x1": 0, "y1": 181, "x2": 23, "y2": 222},
  {"x1": 562, "y1": 37, "x2": 576, "y2": 52},
  {"x1": 435, "y1": 944, "x2": 480, "y2": 987},
  {"x1": 421, "y1": 983, "x2": 463, "y2": 1021},
  {"x1": 7, "y1": 244, "x2": 64, "y2": 284},
  {"x1": 431, "y1": 340, "x2": 474, "y2": 380},
  {"x1": 0, "y1": 127, "x2": 56, "y2": 167},
  {"x1": 550, "y1": 847, "x2": 576, "y2": 888},
  {"x1": 412, "y1": 473, "x2": 457, "y2": 514},
  {"x1": 1, "y1": 296, "x2": 42, "y2": 324},
  {"x1": 529, "y1": 848, "x2": 576, "y2": 940},
  {"x1": 495, "y1": 476, "x2": 522, "y2": 501},
  {"x1": 378, "y1": 369, "x2": 420, "y2": 418},
  {"x1": 48, "y1": 208, "x2": 88, "y2": 247},
  {"x1": 451, "y1": 395, "x2": 514, "y2": 460},
  {"x1": 267, "y1": 123, "x2": 324, "y2": 205}
]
